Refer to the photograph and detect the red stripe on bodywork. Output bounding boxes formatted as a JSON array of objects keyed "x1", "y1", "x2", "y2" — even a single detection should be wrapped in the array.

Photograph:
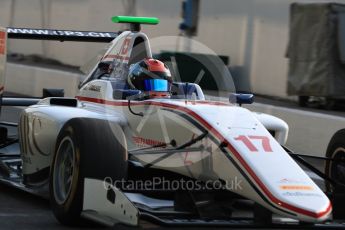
[{"x1": 76, "y1": 96, "x2": 332, "y2": 219}]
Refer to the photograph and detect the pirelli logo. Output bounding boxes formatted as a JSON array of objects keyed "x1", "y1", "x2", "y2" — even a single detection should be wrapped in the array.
[{"x1": 0, "y1": 31, "x2": 6, "y2": 55}]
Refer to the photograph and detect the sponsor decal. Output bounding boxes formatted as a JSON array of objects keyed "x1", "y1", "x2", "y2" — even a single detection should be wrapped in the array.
[
  {"x1": 278, "y1": 179, "x2": 313, "y2": 191},
  {"x1": 103, "y1": 36, "x2": 132, "y2": 62},
  {"x1": 87, "y1": 84, "x2": 101, "y2": 92},
  {"x1": 277, "y1": 178, "x2": 308, "y2": 184},
  {"x1": 132, "y1": 136, "x2": 167, "y2": 148},
  {"x1": 279, "y1": 185, "x2": 313, "y2": 191},
  {"x1": 120, "y1": 37, "x2": 131, "y2": 55},
  {"x1": 7, "y1": 28, "x2": 116, "y2": 38},
  {"x1": 282, "y1": 192, "x2": 322, "y2": 197}
]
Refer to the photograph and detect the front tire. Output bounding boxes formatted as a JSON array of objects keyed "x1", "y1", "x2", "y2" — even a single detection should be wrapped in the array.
[
  {"x1": 325, "y1": 129, "x2": 345, "y2": 193},
  {"x1": 49, "y1": 118, "x2": 127, "y2": 226}
]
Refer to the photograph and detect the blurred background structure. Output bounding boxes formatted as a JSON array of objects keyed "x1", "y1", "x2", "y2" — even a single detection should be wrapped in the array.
[{"x1": 0, "y1": 0, "x2": 345, "y2": 99}]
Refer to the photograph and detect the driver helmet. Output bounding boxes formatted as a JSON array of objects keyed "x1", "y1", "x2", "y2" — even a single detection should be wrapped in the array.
[{"x1": 128, "y1": 58, "x2": 172, "y2": 96}]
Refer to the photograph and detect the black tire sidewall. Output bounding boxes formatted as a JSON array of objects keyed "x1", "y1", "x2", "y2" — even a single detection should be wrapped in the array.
[
  {"x1": 325, "y1": 130, "x2": 345, "y2": 193},
  {"x1": 50, "y1": 124, "x2": 82, "y2": 225},
  {"x1": 49, "y1": 118, "x2": 128, "y2": 226}
]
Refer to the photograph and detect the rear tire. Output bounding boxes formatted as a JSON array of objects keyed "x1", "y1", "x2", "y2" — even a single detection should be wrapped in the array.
[{"x1": 49, "y1": 118, "x2": 127, "y2": 226}]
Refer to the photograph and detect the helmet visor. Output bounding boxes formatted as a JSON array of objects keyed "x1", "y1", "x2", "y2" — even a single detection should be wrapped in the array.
[{"x1": 143, "y1": 79, "x2": 169, "y2": 92}]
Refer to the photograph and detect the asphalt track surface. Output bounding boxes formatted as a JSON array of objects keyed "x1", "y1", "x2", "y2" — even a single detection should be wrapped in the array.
[{"x1": 0, "y1": 183, "x2": 174, "y2": 230}]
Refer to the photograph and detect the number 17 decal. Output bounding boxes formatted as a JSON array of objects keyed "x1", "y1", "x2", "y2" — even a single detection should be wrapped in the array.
[{"x1": 234, "y1": 135, "x2": 273, "y2": 152}]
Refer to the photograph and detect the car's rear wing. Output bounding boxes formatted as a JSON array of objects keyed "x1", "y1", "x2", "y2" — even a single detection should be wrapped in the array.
[
  {"x1": 0, "y1": 16, "x2": 160, "y2": 108},
  {"x1": 6, "y1": 27, "x2": 118, "y2": 43},
  {"x1": 0, "y1": 27, "x2": 120, "y2": 108}
]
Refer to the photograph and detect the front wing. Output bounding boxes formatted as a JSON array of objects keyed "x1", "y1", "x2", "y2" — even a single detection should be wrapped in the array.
[{"x1": 82, "y1": 178, "x2": 345, "y2": 229}]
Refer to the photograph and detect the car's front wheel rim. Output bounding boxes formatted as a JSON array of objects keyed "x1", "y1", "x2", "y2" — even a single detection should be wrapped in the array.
[{"x1": 53, "y1": 136, "x2": 76, "y2": 205}]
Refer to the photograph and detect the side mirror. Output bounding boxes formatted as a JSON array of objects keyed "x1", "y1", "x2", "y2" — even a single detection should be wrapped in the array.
[{"x1": 229, "y1": 93, "x2": 254, "y2": 106}]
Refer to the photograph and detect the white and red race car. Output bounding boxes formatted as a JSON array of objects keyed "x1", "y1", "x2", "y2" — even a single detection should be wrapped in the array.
[{"x1": 0, "y1": 16, "x2": 342, "y2": 228}]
